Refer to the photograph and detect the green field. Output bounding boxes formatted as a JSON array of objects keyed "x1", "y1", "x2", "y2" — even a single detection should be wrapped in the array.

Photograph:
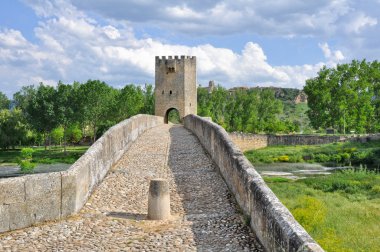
[
  {"x1": 0, "y1": 146, "x2": 89, "y2": 165},
  {"x1": 265, "y1": 170, "x2": 380, "y2": 251},
  {"x1": 245, "y1": 140, "x2": 380, "y2": 169},
  {"x1": 246, "y1": 140, "x2": 380, "y2": 251}
]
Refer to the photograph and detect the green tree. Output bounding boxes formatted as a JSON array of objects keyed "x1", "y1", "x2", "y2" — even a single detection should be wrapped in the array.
[
  {"x1": 0, "y1": 109, "x2": 28, "y2": 149},
  {"x1": 51, "y1": 126, "x2": 64, "y2": 146},
  {"x1": 0, "y1": 92, "x2": 10, "y2": 109},
  {"x1": 114, "y1": 84, "x2": 145, "y2": 121},
  {"x1": 13, "y1": 85, "x2": 36, "y2": 111},
  {"x1": 257, "y1": 89, "x2": 283, "y2": 133},
  {"x1": 66, "y1": 124, "x2": 83, "y2": 144},
  {"x1": 55, "y1": 82, "x2": 78, "y2": 152},
  {"x1": 25, "y1": 83, "x2": 57, "y2": 149},
  {"x1": 142, "y1": 84, "x2": 155, "y2": 114},
  {"x1": 305, "y1": 60, "x2": 379, "y2": 133},
  {"x1": 78, "y1": 80, "x2": 115, "y2": 143}
]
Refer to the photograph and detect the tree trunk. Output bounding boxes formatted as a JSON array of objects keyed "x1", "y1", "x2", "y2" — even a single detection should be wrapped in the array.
[
  {"x1": 63, "y1": 126, "x2": 67, "y2": 154},
  {"x1": 92, "y1": 123, "x2": 97, "y2": 144},
  {"x1": 44, "y1": 133, "x2": 47, "y2": 151}
]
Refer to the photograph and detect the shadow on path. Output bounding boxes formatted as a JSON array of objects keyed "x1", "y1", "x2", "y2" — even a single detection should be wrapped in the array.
[{"x1": 167, "y1": 125, "x2": 263, "y2": 251}]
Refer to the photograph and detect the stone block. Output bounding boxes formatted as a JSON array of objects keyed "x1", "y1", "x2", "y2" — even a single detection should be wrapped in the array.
[
  {"x1": 61, "y1": 170, "x2": 77, "y2": 217},
  {"x1": 9, "y1": 201, "x2": 34, "y2": 230},
  {"x1": 73, "y1": 158, "x2": 91, "y2": 210},
  {"x1": 24, "y1": 173, "x2": 61, "y2": 223},
  {"x1": 25, "y1": 172, "x2": 61, "y2": 200},
  {"x1": 0, "y1": 204, "x2": 10, "y2": 232},
  {"x1": 0, "y1": 177, "x2": 25, "y2": 204}
]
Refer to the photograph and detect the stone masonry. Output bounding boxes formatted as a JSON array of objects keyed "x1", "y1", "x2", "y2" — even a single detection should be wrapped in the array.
[
  {"x1": 155, "y1": 56, "x2": 197, "y2": 123},
  {"x1": 0, "y1": 124, "x2": 263, "y2": 251}
]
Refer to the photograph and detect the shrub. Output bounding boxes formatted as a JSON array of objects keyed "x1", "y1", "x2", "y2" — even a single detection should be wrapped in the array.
[
  {"x1": 289, "y1": 154, "x2": 304, "y2": 163},
  {"x1": 314, "y1": 153, "x2": 330, "y2": 163},
  {"x1": 19, "y1": 148, "x2": 36, "y2": 173},
  {"x1": 21, "y1": 148, "x2": 34, "y2": 159},
  {"x1": 372, "y1": 185, "x2": 380, "y2": 194},
  {"x1": 20, "y1": 160, "x2": 36, "y2": 173},
  {"x1": 351, "y1": 151, "x2": 373, "y2": 164},
  {"x1": 293, "y1": 196, "x2": 327, "y2": 232},
  {"x1": 340, "y1": 152, "x2": 351, "y2": 165},
  {"x1": 278, "y1": 155, "x2": 289, "y2": 162},
  {"x1": 264, "y1": 177, "x2": 291, "y2": 183},
  {"x1": 332, "y1": 154, "x2": 342, "y2": 163}
]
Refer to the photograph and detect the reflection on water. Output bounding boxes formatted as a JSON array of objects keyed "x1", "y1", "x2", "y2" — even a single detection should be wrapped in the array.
[
  {"x1": 0, "y1": 163, "x2": 71, "y2": 178},
  {"x1": 254, "y1": 163, "x2": 351, "y2": 179}
]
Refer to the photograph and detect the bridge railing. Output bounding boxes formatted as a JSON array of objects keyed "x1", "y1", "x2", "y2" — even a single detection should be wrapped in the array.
[
  {"x1": 184, "y1": 114, "x2": 324, "y2": 252},
  {"x1": 0, "y1": 114, "x2": 164, "y2": 233}
]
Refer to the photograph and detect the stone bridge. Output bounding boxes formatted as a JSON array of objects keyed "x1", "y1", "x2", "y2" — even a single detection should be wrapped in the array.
[{"x1": 0, "y1": 115, "x2": 323, "y2": 251}]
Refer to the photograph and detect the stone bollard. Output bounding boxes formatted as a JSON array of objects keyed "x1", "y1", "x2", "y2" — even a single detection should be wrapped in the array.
[{"x1": 147, "y1": 179, "x2": 170, "y2": 220}]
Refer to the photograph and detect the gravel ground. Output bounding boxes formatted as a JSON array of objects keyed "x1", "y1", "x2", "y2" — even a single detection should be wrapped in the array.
[{"x1": 0, "y1": 124, "x2": 263, "y2": 251}]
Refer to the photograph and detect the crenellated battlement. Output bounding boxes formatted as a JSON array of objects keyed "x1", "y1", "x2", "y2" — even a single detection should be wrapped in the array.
[{"x1": 155, "y1": 55, "x2": 196, "y2": 64}]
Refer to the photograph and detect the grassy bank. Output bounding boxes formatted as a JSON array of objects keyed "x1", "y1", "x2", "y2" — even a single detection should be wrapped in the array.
[
  {"x1": 245, "y1": 140, "x2": 380, "y2": 169},
  {"x1": 0, "y1": 146, "x2": 89, "y2": 165},
  {"x1": 265, "y1": 170, "x2": 380, "y2": 251}
]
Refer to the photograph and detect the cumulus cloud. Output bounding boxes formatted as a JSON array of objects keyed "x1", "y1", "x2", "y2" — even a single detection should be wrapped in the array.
[
  {"x1": 345, "y1": 12, "x2": 377, "y2": 34},
  {"x1": 318, "y1": 42, "x2": 345, "y2": 65},
  {"x1": 69, "y1": 0, "x2": 360, "y2": 37},
  {"x1": 1, "y1": 0, "x2": 370, "y2": 97}
]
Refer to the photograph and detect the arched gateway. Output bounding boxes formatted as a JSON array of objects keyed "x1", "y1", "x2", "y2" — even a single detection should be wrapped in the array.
[{"x1": 154, "y1": 56, "x2": 197, "y2": 123}]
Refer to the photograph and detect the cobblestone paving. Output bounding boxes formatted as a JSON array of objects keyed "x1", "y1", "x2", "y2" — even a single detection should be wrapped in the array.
[{"x1": 0, "y1": 124, "x2": 263, "y2": 251}]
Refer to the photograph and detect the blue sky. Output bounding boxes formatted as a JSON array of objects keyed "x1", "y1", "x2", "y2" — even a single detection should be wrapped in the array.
[{"x1": 0, "y1": 0, "x2": 379, "y2": 97}]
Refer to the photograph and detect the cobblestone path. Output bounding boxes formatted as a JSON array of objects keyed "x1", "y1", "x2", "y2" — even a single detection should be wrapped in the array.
[{"x1": 0, "y1": 124, "x2": 263, "y2": 251}]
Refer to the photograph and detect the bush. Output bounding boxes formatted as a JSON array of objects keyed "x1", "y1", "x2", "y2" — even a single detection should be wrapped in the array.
[
  {"x1": 264, "y1": 177, "x2": 292, "y2": 183},
  {"x1": 20, "y1": 160, "x2": 36, "y2": 173},
  {"x1": 332, "y1": 154, "x2": 342, "y2": 163},
  {"x1": 351, "y1": 151, "x2": 373, "y2": 164},
  {"x1": 314, "y1": 153, "x2": 330, "y2": 163},
  {"x1": 289, "y1": 154, "x2": 304, "y2": 163},
  {"x1": 340, "y1": 152, "x2": 351, "y2": 165},
  {"x1": 278, "y1": 155, "x2": 289, "y2": 162},
  {"x1": 293, "y1": 196, "x2": 327, "y2": 232},
  {"x1": 19, "y1": 148, "x2": 36, "y2": 173},
  {"x1": 21, "y1": 148, "x2": 34, "y2": 159}
]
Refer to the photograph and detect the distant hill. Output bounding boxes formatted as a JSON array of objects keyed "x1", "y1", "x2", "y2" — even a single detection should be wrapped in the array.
[
  {"x1": 229, "y1": 86, "x2": 307, "y2": 104},
  {"x1": 254, "y1": 87, "x2": 307, "y2": 104}
]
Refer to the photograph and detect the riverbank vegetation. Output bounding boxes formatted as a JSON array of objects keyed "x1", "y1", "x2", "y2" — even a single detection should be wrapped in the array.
[
  {"x1": 0, "y1": 146, "x2": 89, "y2": 165},
  {"x1": 265, "y1": 169, "x2": 380, "y2": 251},
  {"x1": 0, "y1": 81, "x2": 154, "y2": 151},
  {"x1": 245, "y1": 140, "x2": 380, "y2": 170}
]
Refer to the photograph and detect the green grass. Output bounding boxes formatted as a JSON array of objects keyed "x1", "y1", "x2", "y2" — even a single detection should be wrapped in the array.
[
  {"x1": 264, "y1": 169, "x2": 380, "y2": 251},
  {"x1": 245, "y1": 140, "x2": 380, "y2": 169},
  {"x1": 0, "y1": 146, "x2": 89, "y2": 165}
]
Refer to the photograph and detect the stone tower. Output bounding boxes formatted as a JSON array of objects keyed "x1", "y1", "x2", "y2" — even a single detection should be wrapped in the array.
[{"x1": 155, "y1": 55, "x2": 197, "y2": 123}]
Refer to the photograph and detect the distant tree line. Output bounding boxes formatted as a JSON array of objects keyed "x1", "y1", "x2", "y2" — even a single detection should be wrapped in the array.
[
  {"x1": 2, "y1": 59, "x2": 378, "y2": 151},
  {"x1": 305, "y1": 60, "x2": 380, "y2": 134},
  {"x1": 0, "y1": 80, "x2": 154, "y2": 150},
  {"x1": 197, "y1": 86, "x2": 300, "y2": 133}
]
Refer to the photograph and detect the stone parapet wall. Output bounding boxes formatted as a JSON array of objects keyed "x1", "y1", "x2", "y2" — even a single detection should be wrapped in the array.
[
  {"x1": 268, "y1": 135, "x2": 343, "y2": 146},
  {"x1": 229, "y1": 133, "x2": 268, "y2": 151},
  {"x1": 0, "y1": 115, "x2": 164, "y2": 233},
  {"x1": 184, "y1": 114, "x2": 323, "y2": 252},
  {"x1": 230, "y1": 132, "x2": 345, "y2": 152}
]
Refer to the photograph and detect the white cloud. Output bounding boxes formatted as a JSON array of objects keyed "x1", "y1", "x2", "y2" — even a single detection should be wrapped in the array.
[
  {"x1": 0, "y1": 0, "x2": 362, "y2": 97},
  {"x1": 318, "y1": 42, "x2": 345, "y2": 65},
  {"x1": 345, "y1": 12, "x2": 377, "y2": 34},
  {"x1": 103, "y1": 25, "x2": 121, "y2": 40},
  {"x1": 69, "y1": 0, "x2": 354, "y2": 37},
  {"x1": 0, "y1": 29, "x2": 30, "y2": 48}
]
